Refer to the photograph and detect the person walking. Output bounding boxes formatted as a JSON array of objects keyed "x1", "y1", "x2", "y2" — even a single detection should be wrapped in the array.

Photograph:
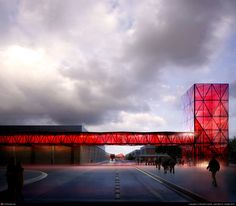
[
  {"x1": 15, "y1": 160, "x2": 24, "y2": 203},
  {"x1": 6, "y1": 157, "x2": 16, "y2": 202},
  {"x1": 169, "y1": 156, "x2": 177, "y2": 174},
  {"x1": 207, "y1": 155, "x2": 220, "y2": 187}
]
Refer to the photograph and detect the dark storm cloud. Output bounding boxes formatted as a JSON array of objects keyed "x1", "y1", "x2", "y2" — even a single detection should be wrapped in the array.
[
  {"x1": 123, "y1": 0, "x2": 236, "y2": 80},
  {"x1": 59, "y1": 59, "x2": 151, "y2": 103},
  {"x1": 0, "y1": 79, "x2": 111, "y2": 125},
  {"x1": 0, "y1": 0, "x2": 235, "y2": 128}
]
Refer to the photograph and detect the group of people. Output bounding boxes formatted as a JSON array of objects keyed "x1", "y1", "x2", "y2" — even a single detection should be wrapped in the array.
[
  {"x1": 155, "y1": 156, "x2": 177, "y2": 174},
  {"x1": 6, "y1": 157, "x2": 24, "y2": 202},
  {"x1": 153, "y1": 154, "x2": 221, "y2": 187}
]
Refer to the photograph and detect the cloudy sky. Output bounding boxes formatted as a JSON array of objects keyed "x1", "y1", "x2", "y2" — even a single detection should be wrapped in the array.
[{"x1": 0, "y1": 0, "x2": 236, "y2": 155}]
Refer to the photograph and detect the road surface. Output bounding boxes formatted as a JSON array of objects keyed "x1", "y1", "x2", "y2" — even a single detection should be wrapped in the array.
[{"x1": 21, "y1": 160, "x2": 193, "y2": 204}]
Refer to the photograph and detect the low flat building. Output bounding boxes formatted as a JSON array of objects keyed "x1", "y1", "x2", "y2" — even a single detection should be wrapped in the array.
[{"x1": 0, "y1": 125, "x2": 109, "y2": 165}]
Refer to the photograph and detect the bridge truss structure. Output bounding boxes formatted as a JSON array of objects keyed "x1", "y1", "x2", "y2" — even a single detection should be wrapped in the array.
[{"x1": 0, "y1": 131, "x2": 194, "y2": 145}]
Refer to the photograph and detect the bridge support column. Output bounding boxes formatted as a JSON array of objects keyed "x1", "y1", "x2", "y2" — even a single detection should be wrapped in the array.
[
  {"x1": 12, "y1": 146, "x2": 16, "y2": 162},
  {"x1": 71, "y1": 145, "x2": 75, "y2": 164},
  {"x1": 31, "y1": 145, "x2": 35, "y2": 164}
]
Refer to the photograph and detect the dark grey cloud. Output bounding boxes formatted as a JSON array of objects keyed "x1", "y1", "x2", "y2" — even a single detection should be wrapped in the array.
[{"x1": 123, "y1": 0, "x2": 236, "y2": 80}]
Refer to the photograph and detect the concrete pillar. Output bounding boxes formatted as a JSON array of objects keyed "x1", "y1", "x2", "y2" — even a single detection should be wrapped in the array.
[
  {"x1": 12, "y1": 146, "x2": 16, "y2": 161},
  {"x1": 71, "y1": 145, "x2": 75, "y2": 164},
  {"x1": 31, "y1": 145, "x2": 35, "y2": 164}
]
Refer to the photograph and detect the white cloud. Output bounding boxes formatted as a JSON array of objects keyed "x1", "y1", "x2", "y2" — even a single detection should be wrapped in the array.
[
  {"x1": 86, "y1": 111, "x2": 166, "y2": 132},
  {"x1": 162, "y1": 95, "x2": 176, "y2": 103},
  {"x1": 105, "y1": 145, "x2": 143, "y2": 155}
]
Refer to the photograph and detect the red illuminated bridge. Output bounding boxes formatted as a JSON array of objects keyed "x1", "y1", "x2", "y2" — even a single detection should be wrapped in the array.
[{"x1": 0, "y1": 130, "x2": 194, "y2": 145}]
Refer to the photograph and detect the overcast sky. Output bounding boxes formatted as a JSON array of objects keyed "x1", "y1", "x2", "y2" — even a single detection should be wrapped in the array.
[{"x1": 0, "y1": 0, "x2": 236, "y2": 155}]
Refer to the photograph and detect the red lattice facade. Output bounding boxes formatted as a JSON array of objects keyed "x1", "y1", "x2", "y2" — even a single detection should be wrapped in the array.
[{"x1": 183, "y1": 83, "x2": 229, "y2": 161}]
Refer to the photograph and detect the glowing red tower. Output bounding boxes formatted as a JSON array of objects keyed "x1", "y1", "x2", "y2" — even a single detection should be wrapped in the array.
[{"x1": 183, "y1": 83, "x2": 229, "y2": 162}]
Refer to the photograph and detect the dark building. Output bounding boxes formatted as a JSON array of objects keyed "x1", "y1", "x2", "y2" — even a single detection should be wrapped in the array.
[{"x1": 0, "y1": 125, "x2": 109, "y2": 165}]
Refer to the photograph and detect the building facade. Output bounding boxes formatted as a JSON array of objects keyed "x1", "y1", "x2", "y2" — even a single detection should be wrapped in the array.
[
  {"x1": 183, "y1": 83, "x2": 229, "y2": 162},
  {"x1": 0, "y1": 126, "x2": 109, "y2": 165}
]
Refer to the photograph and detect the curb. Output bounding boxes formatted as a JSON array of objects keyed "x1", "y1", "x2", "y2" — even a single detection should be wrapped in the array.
[
  {"x1": 24, "y1": 170, "x2": 48, "y2": 185},
  {"x1": 0, "y1": 170, "x2": 48, "y2": 192}
]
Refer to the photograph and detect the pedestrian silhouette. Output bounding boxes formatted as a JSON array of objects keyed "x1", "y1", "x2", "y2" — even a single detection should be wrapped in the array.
[
  {"x1": 169, "y1": 156, "x2": 177, "y2": 174},
  {"x1": 207, "y1": 155, "x2": 220, "y2": 187},
  {"x1": 157, "y1": 157, "x2": 161, "y2": 170},
  {"x1": 154, "y1": 158, "x2": 158, "y2": 169},
  {"x1": 15, "y1": 160, "x2": 24, "y2": 203},
  {"x1": 6, "y1": 157, "x2": 16, "y2": 202},
  {"x1": 161, "y1": 157, "x2": 169, "y2": 174}
]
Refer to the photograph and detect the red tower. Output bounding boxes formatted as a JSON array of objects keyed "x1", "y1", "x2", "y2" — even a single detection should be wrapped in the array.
[{"x1": 183, "y1": 83, "x2": 229, "y2": 162}]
